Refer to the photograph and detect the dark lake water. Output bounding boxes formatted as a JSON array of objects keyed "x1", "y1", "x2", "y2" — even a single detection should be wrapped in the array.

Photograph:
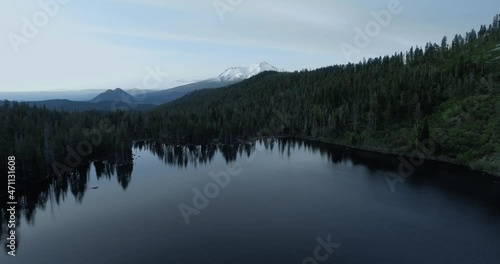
[{"x1": 1, "y1": 138, "x2": 500, "y2": 263}]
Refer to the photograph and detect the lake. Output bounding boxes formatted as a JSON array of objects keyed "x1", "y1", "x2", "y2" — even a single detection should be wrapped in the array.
[{"x1": 1, "y1": 138, "x2": 500, "y2": 263}]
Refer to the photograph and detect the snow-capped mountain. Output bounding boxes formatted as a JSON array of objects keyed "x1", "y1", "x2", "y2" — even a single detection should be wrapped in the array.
[
  {"x1": 82, "y1": 62, "x2": 284, "y2": 106},
  {"x1": 215, "y1": 62, "x2": 285, "y2": 82}
]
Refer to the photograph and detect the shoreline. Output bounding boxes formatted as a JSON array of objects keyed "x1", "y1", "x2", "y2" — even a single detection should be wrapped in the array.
[
  {"x1": 290, "y1": 136, "x2": 500, "y2": 178},
  {"x1": 151, "y1": 134, "x2": 500, "y2": 178},
  {"x1": 2, "y1": 136, "x2": 497, "y2": 198}
]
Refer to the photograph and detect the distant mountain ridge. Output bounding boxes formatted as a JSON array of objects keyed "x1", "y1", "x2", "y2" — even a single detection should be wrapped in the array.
[
  {"x1": 133, "y1": 79, "x2": 237, "y2": 105},
  {"x1": 9, "y1": 61, "x2": 284, "y2": 111},
  {"x1": 130, "y1": 61, "x2": 284, "y2": 105},
  {"x1": 91, "y1": 88, "x2": 134, "y2": 103}
]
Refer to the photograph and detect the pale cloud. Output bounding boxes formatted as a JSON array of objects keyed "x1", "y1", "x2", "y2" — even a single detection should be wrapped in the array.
[{"x1": 1, "y1": 0, "x2": 499, "y2": 91}]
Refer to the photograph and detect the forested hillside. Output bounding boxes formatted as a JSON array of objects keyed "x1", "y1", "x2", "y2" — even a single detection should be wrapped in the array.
[
  {"x1": 1, "y1": 14, "x2": 499, "y2": 186},
  {"x1": 145, "y1": 14, "x2": 500, "y2": 175},
  {"x1": 0, "y1": 103, "x2": 133, "y2": 185}
]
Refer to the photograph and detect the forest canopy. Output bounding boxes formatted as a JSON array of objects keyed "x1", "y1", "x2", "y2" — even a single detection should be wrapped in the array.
[{"x1": 1, "y1": 14, "x2": 499, "y2": 185}]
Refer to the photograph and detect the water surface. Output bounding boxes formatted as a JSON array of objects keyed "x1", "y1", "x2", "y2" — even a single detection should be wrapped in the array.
[{"x1": 1, "y1": 139, "x2": 499, "y2": 263}]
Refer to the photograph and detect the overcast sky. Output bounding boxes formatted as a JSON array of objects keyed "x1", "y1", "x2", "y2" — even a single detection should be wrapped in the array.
[{"x1": 1, "y1": 0, "x2": 498, "y2": 91}]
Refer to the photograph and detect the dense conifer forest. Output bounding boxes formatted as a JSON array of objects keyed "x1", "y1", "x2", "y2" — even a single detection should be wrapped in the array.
[{"x1": 1, "y1": 14, "x2": 499, "y2": 186}]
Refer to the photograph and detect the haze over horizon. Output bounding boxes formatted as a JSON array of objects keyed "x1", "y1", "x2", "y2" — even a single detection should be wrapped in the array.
[{"x1": 1, "y1": 0, "x2": 499, "y2": 92}]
